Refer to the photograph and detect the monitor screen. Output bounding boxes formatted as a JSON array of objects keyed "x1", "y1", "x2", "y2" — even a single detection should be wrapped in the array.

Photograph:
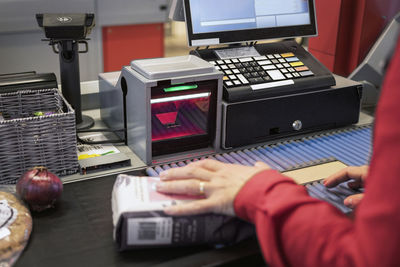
[{"x1": 184, "y1": 0, "x2": 317, "y2": 46}]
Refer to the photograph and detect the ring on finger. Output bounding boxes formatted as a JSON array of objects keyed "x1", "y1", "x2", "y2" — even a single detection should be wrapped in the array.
[{"x1": 199, "y1": 181, "x2": 205, "y2": 195}]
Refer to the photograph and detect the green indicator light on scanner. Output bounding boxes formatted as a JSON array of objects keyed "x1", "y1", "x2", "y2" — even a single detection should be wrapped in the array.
[{"x1": 163, "y1": 85, "x2": 198, "y2": 92}]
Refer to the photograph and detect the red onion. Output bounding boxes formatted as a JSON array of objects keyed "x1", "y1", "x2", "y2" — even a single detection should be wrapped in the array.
[{"x1": 16, "y1": 166, "x2": 63, "y2": 212}]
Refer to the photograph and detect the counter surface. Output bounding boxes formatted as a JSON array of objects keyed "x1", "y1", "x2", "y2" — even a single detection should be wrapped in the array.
[{"x1": 15, "y1": 170, "x2": 264, "y2": 267}]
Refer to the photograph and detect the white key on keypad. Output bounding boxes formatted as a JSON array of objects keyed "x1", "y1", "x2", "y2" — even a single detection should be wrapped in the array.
[
  {"x1": 258, "y1": 60, "x2": 272, "y2": 65},
  {"x1": 267, "y1": 70, "x2": 285, "y2": 80},
  {"x1": 237, "y1": 74, "x2": 249, "y2": 84},
  {"x1": 262, "y1": 65, "x2": 277, "y2": 70},
  {"x1": 254, "y1": 56, "x2": 268, "y2": 60},
  {"x1": 251, "y1": 80, "x2": 294, "y2": 90},
  {"x1": 239, "y1": 57, "x2": 253, "y2": 62}
]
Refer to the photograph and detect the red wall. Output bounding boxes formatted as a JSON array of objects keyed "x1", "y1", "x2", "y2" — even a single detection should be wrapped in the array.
[
  {"x1": 102, "y1": 23, "x2": 164, "y2": 72},
  {"x1": 309, "y1": 0, "x2": 400, "y2": 76}
]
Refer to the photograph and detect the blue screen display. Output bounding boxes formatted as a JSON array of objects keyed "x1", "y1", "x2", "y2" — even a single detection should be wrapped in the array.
[{"x1": 189, "y1": 0, "x2": 310, "y2": 34}]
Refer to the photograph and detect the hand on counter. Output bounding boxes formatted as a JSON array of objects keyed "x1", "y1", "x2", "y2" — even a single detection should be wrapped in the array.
[
  {"x1": 324, "y1": 165, "x2": 369, "y2": 208},
  {"x1": 156, "y1": 159, "x2": 270, "y2": 216}
]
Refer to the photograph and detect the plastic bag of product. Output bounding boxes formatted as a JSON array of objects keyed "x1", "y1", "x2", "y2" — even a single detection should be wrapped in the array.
[
  {"x1": 0, "y1": 185, "x2": 32, "y2": 266},
  {"x1": 112, "y1": 174, "x2": 255, "y2": 250}
]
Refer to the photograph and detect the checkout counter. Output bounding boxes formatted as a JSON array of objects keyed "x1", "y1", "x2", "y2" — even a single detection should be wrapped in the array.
[
  {"x1": 12, "y1": 80, "x2": 266, "y2": 267},
  {"x1": 2, "y1": 2, "x2": 391, "y2": 266},
  {"x1": 8, "y1": 75, "x2": 373, "y2": 266},
  {"x1": 1, "y1": 24, "x2": 376, "y2": 267}
]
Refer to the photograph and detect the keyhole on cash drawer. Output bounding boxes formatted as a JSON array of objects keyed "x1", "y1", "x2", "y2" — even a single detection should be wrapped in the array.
[{"x1": 292, "y1": 120, "x2": 303, "y2": 131}]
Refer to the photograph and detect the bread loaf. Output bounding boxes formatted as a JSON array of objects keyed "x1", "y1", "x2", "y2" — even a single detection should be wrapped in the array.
[{"x1": 0, "y1": 191, "x2": 32, "y2": 265}]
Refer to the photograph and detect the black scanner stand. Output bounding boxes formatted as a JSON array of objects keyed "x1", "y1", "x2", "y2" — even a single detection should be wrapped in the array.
[
  {"x1": 36, "y1": 13, "x2": 95, "y2": 130},
  {"x1": 57, "y1": 39, "x2": 94, "y2": 129}
]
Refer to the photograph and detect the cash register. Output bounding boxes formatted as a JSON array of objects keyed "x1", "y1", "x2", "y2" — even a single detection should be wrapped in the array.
[
  {"x1": 179, "y1": 0, "x2": 362, "y2": 148},
  {"x1": 99, "y1": 0, "x2": 362, "y2": 164}
]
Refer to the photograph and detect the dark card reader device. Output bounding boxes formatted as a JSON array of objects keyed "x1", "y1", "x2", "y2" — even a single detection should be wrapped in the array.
[
  {"x1": 36, "y1": 13, "x2": 94, "y2": 40},
  {"x1": 99, "y1": 55, "x2": 223, "y2": 165},
  {"x1": 36, "y1": 13, "x2": 95, "y2": 130}
]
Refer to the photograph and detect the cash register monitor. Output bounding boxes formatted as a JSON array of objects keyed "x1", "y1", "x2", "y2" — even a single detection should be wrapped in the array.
[
  {"x1": 184, "y1": 0, "x2": 317, "y2": 46},
  {"x1": 179, "y1": 0, "x2": 335, "y2": 106}
]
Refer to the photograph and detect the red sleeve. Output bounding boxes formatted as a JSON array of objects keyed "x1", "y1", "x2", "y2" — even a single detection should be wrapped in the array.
[{"x1": 234, "y1": 39, "x2": 400, "y2": 267}]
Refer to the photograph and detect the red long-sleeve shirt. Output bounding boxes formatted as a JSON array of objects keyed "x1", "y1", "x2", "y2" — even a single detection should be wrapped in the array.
[{"x1": 234, "y1": 39, "x2": 400, "y2": 267}]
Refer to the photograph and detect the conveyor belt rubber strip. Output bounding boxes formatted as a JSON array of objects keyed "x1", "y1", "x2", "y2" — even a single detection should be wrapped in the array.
[{"x1": 146, "y1": 125, "x2": 372, "y2": 213}]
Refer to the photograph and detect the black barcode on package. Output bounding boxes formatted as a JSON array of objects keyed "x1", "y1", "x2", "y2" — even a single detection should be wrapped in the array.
[
  {"x1": 77, "y1": 145, "x2": 104, "y2": 152},
  {"x1": 138, "y1": 222, "x2": 157, "y2": 240},
  {"x1": 127, "y1": 217, "x2": 173, "y2": 245}
]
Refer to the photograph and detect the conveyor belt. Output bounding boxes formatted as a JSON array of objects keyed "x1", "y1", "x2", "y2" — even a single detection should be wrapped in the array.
[{"x1": 146, "y1": 125, "x2": 373, "y2": 213}]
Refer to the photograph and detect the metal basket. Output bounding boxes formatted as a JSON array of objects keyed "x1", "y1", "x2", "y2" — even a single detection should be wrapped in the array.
[{"x1": 0, "y1": 89, "x2": 79, "y2": 184}]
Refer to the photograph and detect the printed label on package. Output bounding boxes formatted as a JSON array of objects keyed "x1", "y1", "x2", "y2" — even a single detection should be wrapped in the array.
[{"x1": 127, "y1": 217, "x2": 173, "y2": 245}]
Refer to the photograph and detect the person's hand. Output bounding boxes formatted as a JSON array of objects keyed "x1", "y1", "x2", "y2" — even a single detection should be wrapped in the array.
[
  {"x1": 323, "y1": 165, "x2": 369, "y2": 208},
  {"x1": 156, "y1": 159, "x2": 270, "y2": 216}
]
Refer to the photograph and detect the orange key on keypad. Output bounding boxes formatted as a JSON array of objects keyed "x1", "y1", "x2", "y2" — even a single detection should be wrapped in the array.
[
  {"x1": 295, "y1": 66, "x2": 309, "y2": 71},
  {"x1": 281, "y1": 53, "x2": 295, "y2": 58}
]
